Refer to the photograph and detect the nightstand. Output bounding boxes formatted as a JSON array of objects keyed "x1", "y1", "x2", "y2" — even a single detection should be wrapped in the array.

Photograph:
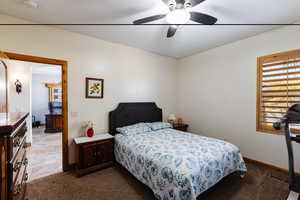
[
  {"x1": 173, "y1": 123, "x2": 189, "y2": 132},
  {"x1": 74, "y1": 133, "x2": 114, "y2": 177}
]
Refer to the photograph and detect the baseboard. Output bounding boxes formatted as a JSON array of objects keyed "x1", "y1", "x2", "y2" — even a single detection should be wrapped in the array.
[{"x1": 243, "y1": 156, "x2": 300, "y2": 176}]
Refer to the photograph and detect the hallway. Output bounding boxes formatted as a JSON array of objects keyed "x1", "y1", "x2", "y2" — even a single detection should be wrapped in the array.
[{"x1": 27, "y1": 126, "x2": 62, "y2": 181}]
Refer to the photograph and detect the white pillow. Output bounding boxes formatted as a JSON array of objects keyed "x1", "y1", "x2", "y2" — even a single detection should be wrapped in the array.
[
  {"x1": 148, "y1": 122, "x2": 172, "y2": 131},
  {"x1": 116, "y1": 123, "x2": 152, "y2": 136}
]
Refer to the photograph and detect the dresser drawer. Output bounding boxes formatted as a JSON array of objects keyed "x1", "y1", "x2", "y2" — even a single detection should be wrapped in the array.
[
  {"x1": 0, "y1": 112, "x2": 29, "y2": 200},
  {"x1": 12, "y1": 141, "x2": 27, "y2": 183},
  {"x1": 11, "y1": 122, "x2": 27, "y2": 159},
  {"x1": 13, "y1": 166, "x2": 28, "y2": 200}
]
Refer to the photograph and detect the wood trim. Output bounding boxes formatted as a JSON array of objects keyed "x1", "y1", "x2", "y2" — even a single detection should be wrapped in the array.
[
  {"x1": 263, "y1": 89, "x2": 300, "y2": 93},
  {"x1": 263, "y1": 83, "x2": 300, "y2": 88},
  {"x1": 0, "y1": 51, "x2": 9, "y2": 59},
  {"x1": 4, "y1": 51, "x2": 70, "y2": 171},
  {"x1": 243, "y1": 156, "x2": 300, "y2": 177},
  {"x1": 262, "y1": 111, "x2": 286, "y2": 114},
  {"x1": 263, "y1": 65, "x2": 300, "y2": 72},
  {"x1": 263, "y1": 71, "x2": 300, "y2": 77},
  {"x1": 262, "y1": 77, "x2": 300, "y2": 83},
  {"x1": 45, "y1": 83, "x2": 61, "y2": 88},
  {"x1": 257, "y1": 49, "x2": 300, "y2": 135},
  {"x1": 260, "y1": 49, "x2": 300, "y2": 63},
  {"x1": 263, "y1": 101, "x2": 300, "y2": 104},
  {"x1": 256, "y1": 57, "x2": 263, "y2": 132}
]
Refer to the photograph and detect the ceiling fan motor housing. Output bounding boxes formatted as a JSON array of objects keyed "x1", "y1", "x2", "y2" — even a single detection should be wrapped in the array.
[
  {"x1": 168, "y1": 0, "x2": 206, "y2": 8},
  {"x1": 168, "y1": 0, "x2": 191, "y2": 10}
]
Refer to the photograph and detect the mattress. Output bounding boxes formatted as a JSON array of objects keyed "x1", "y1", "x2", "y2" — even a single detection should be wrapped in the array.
[{"x1": 114, "y1": 128, "x2": 247, "y2": 200}]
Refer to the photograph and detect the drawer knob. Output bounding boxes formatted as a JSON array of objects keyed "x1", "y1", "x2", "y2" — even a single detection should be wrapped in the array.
[
  {"x1": 23, "y1": 158, "x2": 28, "y2": 166},
  {"x1": 23, "y1": 173, "x2": 29, "y2": 182},
  {"x1": 13, "y1": 137, "x2": 21, "y2": 147},
  {"x1": 13, "y1": 162, "x2": 22, "y2": 172},
  {"x1": 14, "y1": 184, "x2": 22, "y2": 196}
]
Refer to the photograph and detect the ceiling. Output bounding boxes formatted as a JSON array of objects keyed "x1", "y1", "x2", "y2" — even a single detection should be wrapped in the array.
[{"x1": 1, "y1": 0, "x2": 300, "y2": 58}]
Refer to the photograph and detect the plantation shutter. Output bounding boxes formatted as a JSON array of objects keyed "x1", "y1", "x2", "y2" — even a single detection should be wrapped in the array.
[{"x1": 257, "y1": 49, "x2": 300, "y2": 134}]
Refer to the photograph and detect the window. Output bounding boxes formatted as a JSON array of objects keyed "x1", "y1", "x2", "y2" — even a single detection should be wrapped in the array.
[{"x1": 257, "y1": 49, "x2": 300, "y2": 134}]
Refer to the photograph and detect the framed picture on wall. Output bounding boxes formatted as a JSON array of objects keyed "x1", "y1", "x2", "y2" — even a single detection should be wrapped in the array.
[{"x1": 85, "y1": 77, "x2": 104, "y2": 99}]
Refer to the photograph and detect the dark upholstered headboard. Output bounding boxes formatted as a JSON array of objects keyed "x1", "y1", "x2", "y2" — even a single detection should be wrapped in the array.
[{"x1": 109, "y1": 102, "x2": 162, "y2": 135}]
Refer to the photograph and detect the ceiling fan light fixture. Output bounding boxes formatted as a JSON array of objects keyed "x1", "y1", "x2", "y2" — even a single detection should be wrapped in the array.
[{"x1": 166, "y1": 9, "x2": 190, "y2": 24}]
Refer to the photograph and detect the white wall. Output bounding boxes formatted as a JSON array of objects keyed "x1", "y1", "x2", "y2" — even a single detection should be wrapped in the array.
[
  {"x1": 32, "y1": 73, "x2": 61, "y2": 124},
  {"x1": 2, "y1": 12, "x2": 298, "y2": 172},
  {"x1": 0, "y1": 14, "x2": 177, "y2": 164},
  {"x1": 177, "y1": 25, "x2": 300, "y2": 172},
  {"x1": 6, "y1": 59, "x2": 32, "y2": 143}
]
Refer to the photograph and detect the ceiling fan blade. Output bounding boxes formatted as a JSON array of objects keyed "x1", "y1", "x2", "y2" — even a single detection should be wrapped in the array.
[
  {"x1": 190, "y1": 12, "x2": 217, "y2": 25},
  {"x1": 133, "y1": 14, "x2": 166, "y2": 25},
  {"x1": 167, "y1": 26, "x2": 177, "y2": 38},
  {"x1": 186, "y1": 0, "x2": 207, "y2": 7}
]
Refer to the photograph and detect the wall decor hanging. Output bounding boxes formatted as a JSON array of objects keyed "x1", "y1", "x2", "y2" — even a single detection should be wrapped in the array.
[{"x1": 85, "y1": 77, "x2": 104, "y2": 99}]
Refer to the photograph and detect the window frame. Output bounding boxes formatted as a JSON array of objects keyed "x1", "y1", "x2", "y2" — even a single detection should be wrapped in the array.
[{"x1": 256, "y1": 49, "x2": 300, "y2": 135}]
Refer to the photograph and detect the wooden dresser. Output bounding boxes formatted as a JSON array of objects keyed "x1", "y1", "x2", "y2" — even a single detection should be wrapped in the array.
[{"x1": 0, "y1": 112, "x2": 29, "y2": 200}]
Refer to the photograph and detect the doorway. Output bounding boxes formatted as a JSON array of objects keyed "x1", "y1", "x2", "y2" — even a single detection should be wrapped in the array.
[
  {"x1": 30, "y1": 63, "x2": 63, "y2": 180},
  {"x1": 2, "y1": 51, "x2": 69, "y2": 173}
]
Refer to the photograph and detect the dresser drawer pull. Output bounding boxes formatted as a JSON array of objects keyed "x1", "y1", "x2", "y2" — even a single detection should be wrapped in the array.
[
  {"x1": 13, "y1": 137, "x2": 21, "y2": 147},
  {"x1": 13, "y1": 162, "x2": 22, "y2": 172},
  {"x1": 14, "y1": 184, "x2": 22, "y2": 196},
  {"x1": 23, "y1": 173, "x2": 29, "y2": 182},
  {"x1": 23, "y1": 158, "x2": 28, "y2": 166}
]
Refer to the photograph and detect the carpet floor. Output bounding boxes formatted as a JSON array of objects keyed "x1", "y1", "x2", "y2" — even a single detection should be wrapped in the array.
[{"x1": 27, "y1": 161, "x2": 290, "y2": 200}]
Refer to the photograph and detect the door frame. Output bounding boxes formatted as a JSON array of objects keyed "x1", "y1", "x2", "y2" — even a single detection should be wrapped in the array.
[{"x1": 3, "y1": 51, "x2": 69, "y2": 171}]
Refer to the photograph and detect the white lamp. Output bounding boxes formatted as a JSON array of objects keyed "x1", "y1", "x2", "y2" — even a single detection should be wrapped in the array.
[{"x1": 168, "y1": 114, "x2": 176, "y2": 123}]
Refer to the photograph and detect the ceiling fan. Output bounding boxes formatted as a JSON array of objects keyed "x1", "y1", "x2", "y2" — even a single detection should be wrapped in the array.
[{"x1": 133, "y1": 0, "x2": 217, "y2": 38}]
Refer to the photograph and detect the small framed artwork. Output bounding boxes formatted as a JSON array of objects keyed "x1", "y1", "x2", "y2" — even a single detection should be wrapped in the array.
[{"x1": 85, "y1": 77, "x2": 104, "y2": 99}]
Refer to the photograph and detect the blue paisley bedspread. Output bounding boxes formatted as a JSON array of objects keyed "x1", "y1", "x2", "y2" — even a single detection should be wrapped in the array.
[{"x1": 114, "y1": 128, "x2": 247, "y2": 200}]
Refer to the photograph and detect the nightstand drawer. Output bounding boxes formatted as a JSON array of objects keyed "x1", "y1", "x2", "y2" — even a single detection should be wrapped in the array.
[
  {"x1": 97, "y1": 140, "x2": 113, "y2": 163},
  {"x1": 82, "y1": 143, "x2": 98, "y2": 168}
]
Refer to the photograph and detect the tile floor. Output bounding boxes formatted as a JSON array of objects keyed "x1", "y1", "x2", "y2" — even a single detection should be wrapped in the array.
[{"x1": 27, "y1": 126, "x2": 62, "y2": 181}]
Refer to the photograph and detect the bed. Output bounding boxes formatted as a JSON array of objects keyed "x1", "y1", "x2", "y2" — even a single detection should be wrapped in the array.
[{"x1": 110, "y1": 102, "x2": 247, "y2": 200}]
